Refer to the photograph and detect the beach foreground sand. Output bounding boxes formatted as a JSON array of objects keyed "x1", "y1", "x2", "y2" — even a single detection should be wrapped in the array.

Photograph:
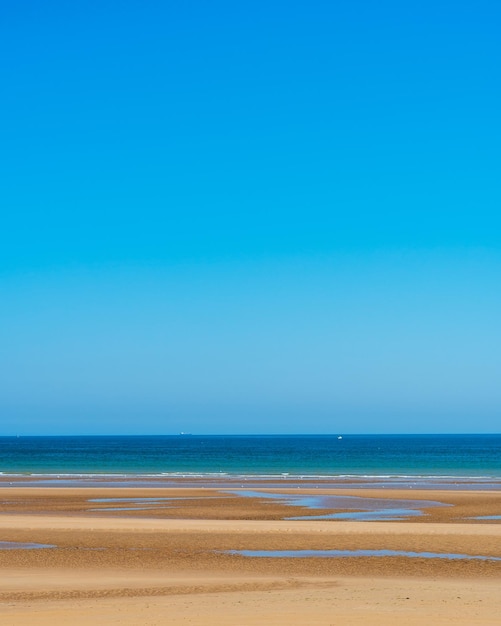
[{"x1": 0, "y1": 487, "x2": 500, "y2": 624}]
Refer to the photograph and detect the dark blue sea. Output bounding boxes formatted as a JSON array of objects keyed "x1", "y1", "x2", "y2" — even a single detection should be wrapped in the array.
[{"x1": 1, "y1": 435, "x2": 500, "y2": 484}]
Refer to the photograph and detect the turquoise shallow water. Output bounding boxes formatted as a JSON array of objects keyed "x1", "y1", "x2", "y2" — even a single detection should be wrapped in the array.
[{"x1": 1, "y1": 434, "x2": 500, "y2": 480}]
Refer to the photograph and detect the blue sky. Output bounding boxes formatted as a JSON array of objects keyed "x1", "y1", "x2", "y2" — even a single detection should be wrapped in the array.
[{"x1": 1, "y1": 0, "x2": 500, "y2": 434}]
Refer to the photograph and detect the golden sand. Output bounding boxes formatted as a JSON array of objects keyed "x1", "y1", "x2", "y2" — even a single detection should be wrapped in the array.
[{"x1": 0, "y1": 486, "x2": 500, "y2": 624}]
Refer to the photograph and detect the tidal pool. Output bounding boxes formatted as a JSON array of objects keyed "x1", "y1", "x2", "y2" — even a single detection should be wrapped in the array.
[
  {"x1": 87, "y1": 495, "x2": 220, "y2": 511},
  {"x1": 87, "y1": 506, "x2": 174, "y2": 511},
  {"x1": 224, "y1": 490, "x2": 447, "y2": 521},
  {"x1": 89, "y1": 497, "x2": 182, "y2": 503},
  {"x1": 0, "y1": 541, "x2": 55, "y2": 550},
  {"x1": 226, "y1": 549, "x2": 501, "y2": 561}
]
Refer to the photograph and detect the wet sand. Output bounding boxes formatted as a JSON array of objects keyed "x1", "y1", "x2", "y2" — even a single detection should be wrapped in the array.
[{"x1": 0, "y1": 486, "x2": 500, "y2": 624}]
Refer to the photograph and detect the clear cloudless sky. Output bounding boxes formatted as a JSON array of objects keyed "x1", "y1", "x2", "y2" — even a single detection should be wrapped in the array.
[{"x1": 1, "y1": 0, "x2": 500, "y2": 434}]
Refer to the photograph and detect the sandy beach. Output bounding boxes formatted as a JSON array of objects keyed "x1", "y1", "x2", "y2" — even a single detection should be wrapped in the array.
[{"x1": 0, "y1": 485, "x2": 500, "y2": 624}]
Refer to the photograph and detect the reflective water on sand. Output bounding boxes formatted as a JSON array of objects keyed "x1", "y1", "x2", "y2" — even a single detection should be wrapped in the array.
[
  {"x1": 0, "y1": 541, "x2": 55, "y2": 550},
  {"x1": 227, "y1": 549, "x2": 501, "y2": 561},
  {"x1": 224, "y1": 489, "x2": 447, "y2": 521},
  {"x1": 88, "y1": 497, "x2": 203, "y2": 503},
  {"x1": 87, "y1": 495, "x2": 221, "y2": 512},
  {"x1": 88, "y1": 506, "x2": 174, "y2": 511}
]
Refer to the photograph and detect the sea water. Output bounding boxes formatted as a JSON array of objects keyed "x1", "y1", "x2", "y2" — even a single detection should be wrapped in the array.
[{"x1": 1, "y1": 435, "x2": 500, "y2": 483}]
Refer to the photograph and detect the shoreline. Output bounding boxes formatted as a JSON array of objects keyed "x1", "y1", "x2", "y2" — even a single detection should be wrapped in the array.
[{"x1": 2, "y1": 474, "x2": 501, "y2": 491}]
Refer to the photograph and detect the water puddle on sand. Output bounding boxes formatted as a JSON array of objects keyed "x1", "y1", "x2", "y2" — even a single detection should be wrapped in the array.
[
  {"x1": 89, "y1": 497, "x2": 222, "y2": 503},
  {"x1": 87, "y1": 497, "x2": 176, "y2": 512},
  {"x1": 291, "y1": 508, "x2": 424, "y2": 521},
  {"x1": 88, "y1": 506, "x2": 174, "y2": 511},
  {"x1": 224, "y1": 490, "x2": 448, "y2": 521},
  {"x1": 87, "y1": 492, "x2": 450, "y2": 520},
  {"x1": 471, "y1": 515, "x2": 501, "y2": 520},
  {"x1": 87, "y1": 496, "x2": 221, "y2": 512},
  {"x1": 89, "y1": 497, "x2": 182, "y2": 503},
  {"x1": 226, "y1": 549, "x2": 501, "y2": 561},
  {"x1": 0, "y1": 541, "x2": 55, "y2": 550}
]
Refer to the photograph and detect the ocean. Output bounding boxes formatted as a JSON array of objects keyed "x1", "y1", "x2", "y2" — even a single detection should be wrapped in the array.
[{"x1": 1, "y1": 435, "x2": 500, "y2": 484}]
